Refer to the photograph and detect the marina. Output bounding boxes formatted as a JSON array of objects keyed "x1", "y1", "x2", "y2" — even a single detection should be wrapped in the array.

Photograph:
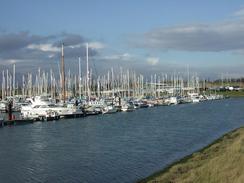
[
  {"x1": 0, "y1": 43, "x2": 226, "y2": 127},
  {"x1": 1, "y1": 1, "x2": 244, "y2": 182},
  {"x1": 0, "y1": 98, "x2": 244, "y2": 183},
  {"x1": 0, "y1": 91, "x2": 225, "y2": 128}
]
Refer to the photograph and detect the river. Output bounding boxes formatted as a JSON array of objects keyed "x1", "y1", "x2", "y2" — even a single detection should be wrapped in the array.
[{"x1": 0, "y1": 98, "x2": 244, "y2": 183}]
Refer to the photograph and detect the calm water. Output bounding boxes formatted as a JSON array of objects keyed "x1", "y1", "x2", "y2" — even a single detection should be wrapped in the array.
[{"x1": 0, "y1": 98, "x2": 244, "y2": 183}]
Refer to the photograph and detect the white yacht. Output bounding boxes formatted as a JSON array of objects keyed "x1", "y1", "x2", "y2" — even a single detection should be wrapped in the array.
[
  {"x1": 165, "y1": 96, "x2": 178, "y2": 105},
  {"x1": 121, "y1": 103, "x2": 135, "y2": 112},
  {"x1": 188, "y1": 93, "x2": 200, "y2": 103},
  {"x1": 21, "y1": 96, "x2": 83, "y2": 119},
  {"x1": 0, "y1": 101, "x2": 7, "y2": 112},
  {"x1": 102, "y1": 105, "x2": 117, "y2": 114}
]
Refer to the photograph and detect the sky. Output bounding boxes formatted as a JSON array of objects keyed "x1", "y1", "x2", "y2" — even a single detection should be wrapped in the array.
[{"x1": 1, "y1": 0, "x2": 244, "y2": 79}]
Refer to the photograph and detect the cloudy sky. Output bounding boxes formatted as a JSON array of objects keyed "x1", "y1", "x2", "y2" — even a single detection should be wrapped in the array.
[{"x1": 1, "y1": 0, "x2": 244, "y2": 79}]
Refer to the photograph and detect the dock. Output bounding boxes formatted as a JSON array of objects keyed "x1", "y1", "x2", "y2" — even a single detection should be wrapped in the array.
[
  {"x1": 0, "y1": 119, "x2": 34, "y2": 127},
  {"x1": 0, "y1": 112, "x2": 88, "y2": 128}
]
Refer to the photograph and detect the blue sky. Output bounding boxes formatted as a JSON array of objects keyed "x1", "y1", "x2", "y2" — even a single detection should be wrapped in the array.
[{"x1": 1, "y1": 0, "x2": 244, "y2": 78}]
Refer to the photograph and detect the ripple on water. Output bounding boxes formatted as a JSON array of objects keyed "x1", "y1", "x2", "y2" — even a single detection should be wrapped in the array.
[{"x1": 0, "y1": 98, "x2": 244, "y2": 183}]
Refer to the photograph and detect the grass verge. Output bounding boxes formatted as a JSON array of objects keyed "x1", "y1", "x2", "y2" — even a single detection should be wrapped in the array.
[{"x1": 138, "y1": 127, "x2": 244, "y2": 183}]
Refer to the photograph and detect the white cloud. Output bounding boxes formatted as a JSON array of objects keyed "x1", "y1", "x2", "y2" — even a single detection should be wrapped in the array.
[
  {"x1": 48, "y1": 54, "x2": 55, "y2": 58},
  {"x1": 0, "y1": 59, "x2": 24, "y2": 65},
  {"x1": 146, "y1": 57, "x2": 159, "y2": 66},
  {"x1": 88, "y1": 42, "x2": 106, "y2": 49},
  {"x1": 104, "y1": 53, "x2": 133, "y2": 61},
  {"x1": 27, "y1": 43, "x2": 59, "y2": 52},
  {"x1": 68, "y1": 44, "x2": 82, "y2": 49},
  {"x1": 131, "y1": 8, "x2": 244, "y2": 52},
  {"x1": 62, "y1": 42, "x2": 105, "y2": 50},
  {"x1": 233, "y1": 8, "x2": 244, "y2": 18}
]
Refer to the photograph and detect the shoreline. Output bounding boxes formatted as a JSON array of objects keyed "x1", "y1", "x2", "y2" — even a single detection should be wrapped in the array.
[{"x1": 138, "y1": 126, "x2": 244, "y2": 183}]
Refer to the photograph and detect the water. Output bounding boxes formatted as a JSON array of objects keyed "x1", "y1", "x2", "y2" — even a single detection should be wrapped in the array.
[{"x1": 0, "y1": 98, "x2": 244, "y2": 183}]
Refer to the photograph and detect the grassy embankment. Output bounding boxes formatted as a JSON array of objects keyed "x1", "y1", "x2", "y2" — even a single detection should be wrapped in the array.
[
  {"x1": 206, "y1": 90, "x2": 244, "y2": 97},
  {"x1": 139, "y1": 127, "x2": 244, "y2": 183}
]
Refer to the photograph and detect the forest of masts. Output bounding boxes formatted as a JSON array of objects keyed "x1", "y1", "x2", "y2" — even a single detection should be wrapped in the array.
[{"x1": 0, "y1": 63, "x2": 206, "y2": 100}]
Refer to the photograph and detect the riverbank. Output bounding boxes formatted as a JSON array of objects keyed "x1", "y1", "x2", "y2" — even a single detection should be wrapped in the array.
[
  {"x1": 210, "y1": 90, "x2": 244, "y2": 97},
  {"x1": 139, "y1": 126, "x2": 244, "y2": 183}
]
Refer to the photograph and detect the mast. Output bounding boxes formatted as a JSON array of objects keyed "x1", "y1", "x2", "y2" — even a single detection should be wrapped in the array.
[
  {"x1": 2, "y1": 71, "x2": 5, "y2": 99},
  {"x1": 13, "y1": 64, "x2": 15, "y2": 96},
  {"x1": 61, "y1": 43, "x2": 66, "y2": 103},
  {"x1": 86, "y1": 43, "x2": 90, "y2": 100},
  {"x1": 78, "y1": 57, "x2": 82, "y2": 98},
  {"x1": 187, "y1": 64, "x2": 190, "y2": 89},
  {"x1": 50, "y1": 69, "x2": 53, "y2": 98},
  {"x1": 38, "y1": 68, "x2": 41, "y2": 95},
  {"x1": 111, "y1": 67, "x2": 114, "y2": 97},
  {"x1": 22, "y1": 75, "x2": 25, "y2": 97}
]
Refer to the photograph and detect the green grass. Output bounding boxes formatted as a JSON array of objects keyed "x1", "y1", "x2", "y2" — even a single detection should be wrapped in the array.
[
  {"x1": 139, "y1": 127, "x2": 244, "y2": 183},
  {"x1": 206, "y1": 90, "x2": 244, "y2": 97}
]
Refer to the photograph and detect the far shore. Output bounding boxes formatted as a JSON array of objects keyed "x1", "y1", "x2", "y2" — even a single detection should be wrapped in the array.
[
  {"x1": 138, "y1": 126, "x2": 244, "y2": 183},
  {"x1": 212, "y1": 90, "x2": 244, "y2": 97}
]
